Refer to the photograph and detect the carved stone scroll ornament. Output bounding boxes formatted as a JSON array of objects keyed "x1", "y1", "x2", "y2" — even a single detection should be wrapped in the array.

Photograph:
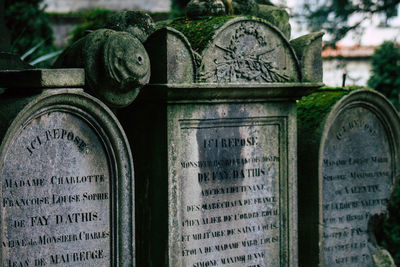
[
  {"x1": 53, "y1": 29, "x2": 150, "y2": 108},
  {"x1": 199, "y1": 21, "x2": 292, "y2": 83}
]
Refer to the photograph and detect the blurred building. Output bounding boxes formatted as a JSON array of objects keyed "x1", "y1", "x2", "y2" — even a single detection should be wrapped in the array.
[{"x1": 287, "y1": 0, "x2": 400, "y2": 87}]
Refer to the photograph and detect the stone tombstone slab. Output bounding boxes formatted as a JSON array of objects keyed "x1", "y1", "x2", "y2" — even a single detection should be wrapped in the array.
[
  {"x1": 125, "y1": 13, "x2": 323, "y2": 266},
  {"x1": 297, "y1": 89, "x2": 400, "y2": 266},
  {"x1": 169, "y1": 102, "x2": 293, "y2": 267},
  {"x1": 0, "y1": 69, "x2": 134, "y2": 266}
]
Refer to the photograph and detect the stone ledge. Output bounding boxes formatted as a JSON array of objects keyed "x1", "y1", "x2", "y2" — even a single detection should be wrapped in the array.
[
  {"x1": 0, "y1": 68, "x2": 85, "y2": 89},
  {"x1": 140, "y1": 82, "x2": 323, "y2": 101}
]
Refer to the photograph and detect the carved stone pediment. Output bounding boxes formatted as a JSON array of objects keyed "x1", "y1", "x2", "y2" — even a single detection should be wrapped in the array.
[{"x1": 198, "y1": 18, "x2": 300, "y2": 83}]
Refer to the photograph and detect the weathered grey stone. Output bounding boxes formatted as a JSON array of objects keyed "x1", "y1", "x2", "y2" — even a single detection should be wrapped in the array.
[
  {"x1": 105, "y1": 11, "x2": 156, "y2": 43},
  {"x1": 145, "y1": 27, "x2": 197, "y2": 84},
  {"x1": 185, "y1": 0, "x2": 290, "y2": 39},
  {"x1": 119, "y1": 15, "x2": 322, "y2": 266},
  {"x1": 290, "y1": 32, "x2": 324, "y2": 83},
  {"x1": 257, "y1": 4, "x2": 290, "y2": 39},
  {"x1": 186, "y1": 0, "x2": 226, "y2": 18},
  {"x1": 120, "y1": 82, "x2": 312, "y2": 266},
  {"x1": 0, "y1": 76, "x2": 134, "y2": 266},
  {"x1": 53, "y1": 29, "x2": 150, "y2": 108},
  {"x1": 197, "y1": 17, "x2": 300, "y2": 83},
  {"x1": 297, "y1": 89, "x2": 400, "y2": 266},
  {"x1": 230, "y1": 0, "x2": 259, "y2": 16}
]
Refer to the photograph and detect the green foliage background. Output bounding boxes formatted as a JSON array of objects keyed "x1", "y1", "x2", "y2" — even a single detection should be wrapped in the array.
[
  {"x1": 171, "y1": 0, "x2": 190, "y2": 17},
  {"x1": 300, "y1": 0, "x2": 400, "y2": 45},
  {"x1": 380, "y1": 184, "x2": 400, "y2": 265},
  {"x1": 67, "y1": 8, "x2": 113, "y2": 45},
  {"x1": 5, "y1": 0, "x2": 56, "y2": 65},
  {"x1": 368, "y1": 41, "x2": 400, "y2": 110}
]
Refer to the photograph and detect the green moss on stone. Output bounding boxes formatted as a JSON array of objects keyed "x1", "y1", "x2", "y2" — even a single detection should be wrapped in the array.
[
  {"x1": 168, "y1": 14, "x2": 293, "y2": 54},
  {"x1": 297, "y1": 86, "x2": 365, "y2": 136},
  {"x1": 168, "y1": 16, "x2": 240, "y2": 53}
]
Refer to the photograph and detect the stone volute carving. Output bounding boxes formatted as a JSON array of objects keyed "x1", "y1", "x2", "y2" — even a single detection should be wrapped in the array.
[{"x1": 54, "y1": 12, "x2": 153, "y2": 108}]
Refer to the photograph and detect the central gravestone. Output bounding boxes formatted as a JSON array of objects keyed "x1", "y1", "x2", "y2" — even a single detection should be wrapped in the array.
[
  {"x1": 297, "y1": 89, "x2": 400, "y2": 266},
  {"x1": 172, "y1": 103, "x2": 287, "y2": 266},
  {"x1": 0, "y1": 69, "x2": 134, "y2": 266},
  {"x1": 119, "y1": 11, "x2": 324, "y2": 265}
]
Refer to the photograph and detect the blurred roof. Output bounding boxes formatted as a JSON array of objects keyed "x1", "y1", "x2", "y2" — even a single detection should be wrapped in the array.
[{"x1": 322, "y1": 45, "x2": 377, "y2": 59}]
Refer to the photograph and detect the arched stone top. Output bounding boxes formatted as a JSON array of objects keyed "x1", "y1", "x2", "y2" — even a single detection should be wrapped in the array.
[
  {"x1": 145, "y1": 27, "x2": 197, "y2": 84},
  {"x1": 198, "y1": 17, "x2": 301, "y2": 83},
  {"x1": 319, "y1": 89, "x2": 400, "y2": 164}
]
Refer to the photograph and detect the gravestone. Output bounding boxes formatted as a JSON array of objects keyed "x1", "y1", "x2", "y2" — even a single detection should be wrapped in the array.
[
  {"x1": 119, "y1": 8, "x2": 323, "y2": 266},
  {"x1": 0, "y1": 69, "x2": 134, "y2": 266},
  {"x1": 297, "y1": 89, "x2": 400, "y2": 266}
]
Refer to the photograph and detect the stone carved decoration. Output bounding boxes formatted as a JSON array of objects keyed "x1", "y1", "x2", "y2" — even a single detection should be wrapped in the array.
[
  {"x1": 199, "y1": 19, "x2": 299, "y2": 83},
  {"x1": 185, "y1": 0, "x2": 291, "y2": 39},
  {"x1": 54, "y1": 29, "x2": 150, "y2": 108},
  {"x1": 105, "y1": 11, "x2": 155, "y2": 43},
  {"x1": 186, "y1": 0, "x2": 226, "y2": 18},
  {"x1": 187, "y1": 0, "x2": 260, "y2": 18}
]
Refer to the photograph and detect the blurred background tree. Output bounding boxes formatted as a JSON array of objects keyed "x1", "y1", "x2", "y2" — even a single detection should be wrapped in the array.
[
  {"x1": 67, "y1": 8, "x2": 113, "y2": 45},
  {"x1": 368, "y1": 41, "x2": 400, "y2": 109},
  {"x1": 171, "y1": 0, "x2": 190, "y2": 17},
  {"x1": 5, "y1": 0, "x2": 56, "y2": 66},
  {"x1": 299, "y1": 0, "x2": 400, "y2": 46}
]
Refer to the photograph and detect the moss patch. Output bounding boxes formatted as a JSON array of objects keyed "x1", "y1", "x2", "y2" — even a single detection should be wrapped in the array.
[
  {"x1": 297, "y1": 86, "x2": 365, "y2": 136},
  {"x1": 168, "y1": 16, "x2": 240, "y2": 53}
]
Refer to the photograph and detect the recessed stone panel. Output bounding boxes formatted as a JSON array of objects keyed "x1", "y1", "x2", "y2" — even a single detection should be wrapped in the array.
[
  {"x1": 167, "y1": 103, "x2": 295, "y2": 266},
  {"x1": 2, "y1": 110, "x2": 111, "y2": 267}
]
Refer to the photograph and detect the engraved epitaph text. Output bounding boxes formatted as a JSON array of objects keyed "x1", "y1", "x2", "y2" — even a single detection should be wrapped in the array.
[
  {"x1": 178, "y1": 117, "x2": 287, "y2": 266},
  {"x1": 322, "y1": 106, "x2": 393, "y2": 266},
  {"x1": 1, "y1": 111, "x2": 111, "y2": 266}
]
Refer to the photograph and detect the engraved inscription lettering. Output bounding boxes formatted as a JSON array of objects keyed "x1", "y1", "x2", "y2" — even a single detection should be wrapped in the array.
[
  {"x1": 178, "y1": 117, "x2": 285, "y2": 266},
  {"x1": 1, "y1": 111, "x2": 111, "y2": 266},
  {"x1": 322, "y1": 107, "x2": 393, "y2": 266}
]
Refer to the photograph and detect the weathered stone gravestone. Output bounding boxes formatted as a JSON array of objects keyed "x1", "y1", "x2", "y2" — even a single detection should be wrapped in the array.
[
  {"x1": 117, "y1": 5, "x2": 324, "y2": 265},
  {"x1": 0, "y1": 69, "x2": 135, "y2": 266},
  {"x1": 297, "y1": 89, "x2": 400, "y2": 266}
]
